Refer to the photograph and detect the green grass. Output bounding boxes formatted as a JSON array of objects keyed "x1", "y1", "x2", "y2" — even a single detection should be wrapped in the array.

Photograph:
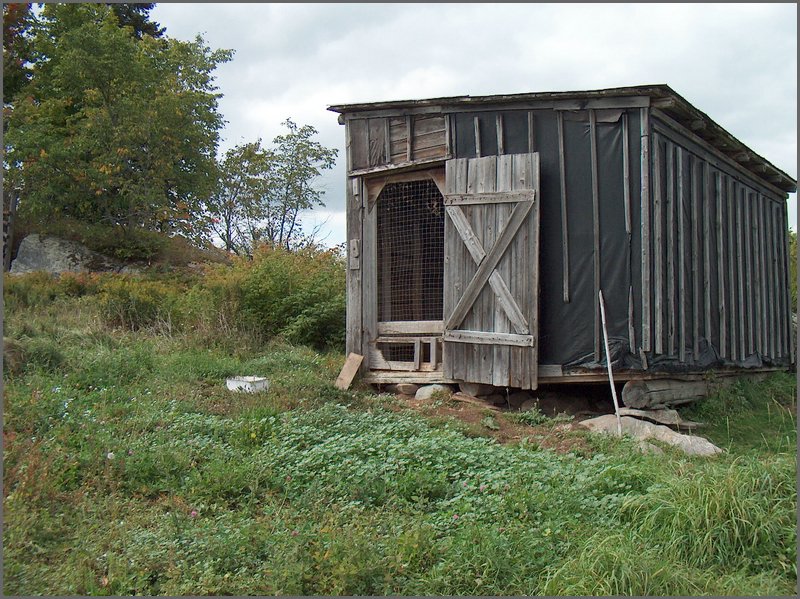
[{"x1": 3, "y1": 276, "x2": 797, "y2": 596}]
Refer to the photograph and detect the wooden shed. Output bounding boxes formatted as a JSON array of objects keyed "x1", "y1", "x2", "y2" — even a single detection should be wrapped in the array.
[{"x1": 328, "y1": 85, "x2": 796, "y2": 390}]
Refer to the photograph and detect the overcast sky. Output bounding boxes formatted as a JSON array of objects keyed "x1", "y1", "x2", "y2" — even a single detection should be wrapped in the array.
[{"x1": 151, "y1": 2, "x2": 798, "y2": 244}]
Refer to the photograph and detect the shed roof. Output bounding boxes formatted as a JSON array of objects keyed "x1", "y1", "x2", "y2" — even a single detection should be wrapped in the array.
[{"x1": 329, "y1": 84, "x2": 796, "y2": 194}]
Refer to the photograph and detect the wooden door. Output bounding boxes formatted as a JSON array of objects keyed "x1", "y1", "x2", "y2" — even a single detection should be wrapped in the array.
[{"x1": 443, "y1": 153, "x2": 540, "y2": 389}]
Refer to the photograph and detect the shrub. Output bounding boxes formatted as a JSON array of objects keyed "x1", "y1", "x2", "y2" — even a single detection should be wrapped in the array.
[
  {"x1": 236, "y1": 245, "x2": 345, "y2": 350},
  {"x1": 96, "y1": 276, "x2": 184, "y2": 332}
]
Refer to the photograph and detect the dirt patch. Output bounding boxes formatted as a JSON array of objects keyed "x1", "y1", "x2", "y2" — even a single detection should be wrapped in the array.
[{"x1": 392, "y1": 393, "x2": 593, "y2": 455}]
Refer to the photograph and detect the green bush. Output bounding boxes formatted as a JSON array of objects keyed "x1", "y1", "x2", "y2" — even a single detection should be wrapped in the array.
[
  {"x1": 96, "y1": 276, "x2": 184, "y2": 332},
  {"x1": 238, "y1": 245, "x2": 345, "y2": 350}
]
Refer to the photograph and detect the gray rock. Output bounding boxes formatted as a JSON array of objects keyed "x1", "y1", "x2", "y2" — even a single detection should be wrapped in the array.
[
  {"x1": 618, "y1": 407, "x2": 703, "y2": 430},
  {"x1": 415, "y1": 384, "x2": 453, "y2": 400},
  {"x1": 458, "y1": 382, "x2": 495, "y2": 397},
  {"x1": 10, "y1": 234, "x2": 121, "y2": 274},
  {"x1": 578, "y1": 415, "x2": 722, "y2": 457},
  {"x1": 396, "y1": 383, "x2": 420, "y2": 396}
]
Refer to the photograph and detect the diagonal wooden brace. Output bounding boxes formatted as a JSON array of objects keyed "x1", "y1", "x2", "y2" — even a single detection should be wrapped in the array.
[{"x1": 445, "y1": 198, "x2": 534, "y2": 332}]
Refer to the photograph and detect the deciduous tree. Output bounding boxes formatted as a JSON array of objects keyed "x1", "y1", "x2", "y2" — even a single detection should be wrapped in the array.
[{"x1": 5, "y1": 4, "x2": 231, "y2": 241}]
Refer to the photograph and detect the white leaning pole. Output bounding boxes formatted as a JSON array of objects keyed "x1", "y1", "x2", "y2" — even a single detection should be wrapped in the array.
[{"x1": 599, "y1": 290, "x2": 623, "y2": 437}]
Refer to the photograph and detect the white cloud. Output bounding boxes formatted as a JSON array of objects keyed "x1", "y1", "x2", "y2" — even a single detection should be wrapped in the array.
[{"x1": 152, "y1": 2, "x2": 797, "y2": 238}]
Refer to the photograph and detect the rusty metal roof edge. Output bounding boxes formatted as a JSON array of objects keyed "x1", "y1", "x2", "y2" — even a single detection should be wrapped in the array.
[{"x1": 328, "y1": 84, "x2": 796, "y2": 195}]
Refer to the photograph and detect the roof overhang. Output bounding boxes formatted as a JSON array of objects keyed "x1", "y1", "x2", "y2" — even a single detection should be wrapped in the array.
[{"x1": 328, "y1": 84, "x2": 796, "y2": 195}]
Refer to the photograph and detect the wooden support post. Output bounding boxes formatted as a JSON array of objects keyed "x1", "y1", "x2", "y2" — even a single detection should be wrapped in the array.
[
  {"x1": 346, "y1": 177, "x2": 364, "y2": 361},
  {"x1": 590, "y1": 109, "x2": 601, "y2": 361},
  {"x1": 753, "y1": 194, "x2": 762, "y2": 356},
  {"x1": 744, "y1": 190, "x2": 754, "y2": 355},
  {"x1": 405, "y1": 115, "x2": 413, "y2": 162}
]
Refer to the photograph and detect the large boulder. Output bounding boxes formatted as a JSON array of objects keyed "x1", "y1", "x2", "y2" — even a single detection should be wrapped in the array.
[
  {"x1": 10, "y1": 234, "x2": 121, "y2": 274},
  {"x1": 578, "y1": 414, "x2": 722, "y2": 457}
]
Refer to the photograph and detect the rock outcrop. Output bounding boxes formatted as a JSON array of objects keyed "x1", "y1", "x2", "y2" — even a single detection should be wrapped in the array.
[{"x1": 10, "y1": 234, "x2": 122, "y2": 274}]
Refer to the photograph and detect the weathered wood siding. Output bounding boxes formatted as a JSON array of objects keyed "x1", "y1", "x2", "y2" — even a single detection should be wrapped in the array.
[{"x1": 646, "y1": 114, "x2": 792, "y2": 365}]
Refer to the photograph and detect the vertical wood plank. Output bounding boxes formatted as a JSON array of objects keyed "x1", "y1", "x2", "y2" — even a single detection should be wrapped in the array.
[
  {"x1": 691, "y1": 158, "x2": 701, "y2": 361},
  {"x1": 769, "y1": 203, "x2": 778, "y2": 359},
  {"x1": 715, "y1": 172, "x2": 727, "y2": 358},
  {"x1": 346, "y1": 177, "x2": 363, "y2": 362},
  {"x1": 443, "y1": 159, "x2": 462, "y2": 382},
  {"x1": 557, "y1": 111, "x2": 570, "y2": 303},
  {"x1": 753, "y1": 194, "x2": 762, "y2": 356},
  {"x1": 405, "y1": 115, "x2": 413, "y2": 162},
  {"x1": 744, "y1": 190, "x2": 754, "y2": 355},
  {"x1": 361, "y1": 178, "x2": 378, "y2": 370},
  {"x1": 622, "y1": 112, "x2": 632, "y2": 235},
  {"x1": 345, "y1": 120, "x2": 354, "y2": 172},
  {"x1": 727, "y1": 176, "x2": 738, "y2": 362},
  {"x1": 782, "y1": 201, "x2": 794, "y2": 363},
  {"x1": 702, "y1": 162, "x2": 712, "y2": 344},
  {"x1": 666, "y1": 140, "x2": 675, "y2": 357},
  {"x1": 775, "y1": 201, "x2": 785, "y2": 358},
  {"x1": 590, "y1": 109, "x2": 601, "y2": 361},
  {"x1": 445, "y1": 114, "x2": 452, "y2": 158},
  {"x1": 475, "y1": 157, "x2": 496, "y2": 385},
  {"x1": 512, "y1": 153, "x2": 535, "y2": 389},
  {"x1": 736, "y1": 184, "x2": 745, "y2": 360},
  {"x1": 653, "y1": 136, "x2": 664, "y2": 354},
  {"x1": 628, "y1": 286, "x2": 636, "y2": 351},
  {"x1": 758, "y1": 194, "x2": 768, "y2": 355},
  {"x1": 527, "y1": 111, "x2": 536, "y2": 153},
  {"x1": 496, "y1": 114, "x2": 504, "y2": 155},
  {"x1": 640, "y1": 107, "x2": 652, "y2": 352},
  {"x1": 529, "y1": 153, "x2": 540, "y2": 389},
  {"x1": 494, "y1": 155, "x2": 513, "y2": 386},
  {"x1": 677, "y1": 146, "x2": 686, "y2": 363},
  {"x1": 474, "y1": 116, "x2": 481, "y2": 158}
]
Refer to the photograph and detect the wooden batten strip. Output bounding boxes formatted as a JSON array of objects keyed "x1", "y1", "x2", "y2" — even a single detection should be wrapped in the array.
[
  {"x1": 443, "y1": 330, "x2": 534, "y2": 347},
  {"x1": 405, "y1": 116, "x2": 413, "y2": 161},
  {"x1": 444, "y1": 114, "x2": 452, "y2": 158},
  {"x1": 445, "y1": 190, "x2": 535, "y2": 205},
  {"x1": 753, "y1": 194, "x2": 762, "y2": 355},
  {"x1": 590, "y1": 109, "x2": 601, "y2": 361},
  {"x1": 736, "y1": 185, "x2": 745, "y2": 360},
  {"x1": 527, "y1": 111, "x2": 536, "y2": 153},
  {"x1": 653, "y1": 136, "x2": 663, "y2": 354},
  {"x1": 666, "y1": 140, "x2": 675, "y2": 356},
  {"x1": 496, "y1": 113, "x2": 504, "y2": 155},
  {"x1": 702, "y1": 162, "x2": 712, "y2": 345},
  {"x1": 774, "y1": 202, "x2": 785, "y2": 358},
  {"x1": 715, "y1": 172, "x2": 727, "y2": 358},
  {"x1": 628, "y1": 286, "x2": 636, "y2": 351},
  {"x1": 377, "y1": 321, "x2": 444, "y2": 335},
  {"x1": 744, "y1": 190, "x2": 754, "y2": 355},
  {"x1": 557, "y1": 111, "x2": 570, "y2": 303},
  {"x1": 691, "y1": 158, "x2": 701, "y2": 361},
  {"x1": 474, "y1": 116, "x2": 481, "y2": 158},
  {"x1": 768, "y1": 204, "x2": 778, "y2": 359},
  {"x1": 345, "y1": 177, "x2": 363, "y2": 360},
  {"x1": 758, "y1": 194, "x2": 768, "y2": 355},
  {"x1": 640, "y1": 107, "x2": 651, "y2": 352},
  {"x1": 622, "y1": 112, "x2": 632, "y2": 235},
  {"x1": 782, "y1": 202, "x2": 794, "y2": 362},
  {"x1": 726, "y1": 176, "x2": 737, "y2": 361},
  {"x1": 677, "y1": 146, "x2": 686, "y2": 363}
]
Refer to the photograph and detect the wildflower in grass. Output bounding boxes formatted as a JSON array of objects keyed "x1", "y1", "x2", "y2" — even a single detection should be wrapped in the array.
[
  {"x1": 291, "y1": 530, "x2": 299, "y2": 536},
  {"x1": 453, "y1": 514, "x2": 459, "y2": 520},
  {"x1": 190, "y1": 510, "x2": 198, "y2": 518},
  {"x1": 250, "y1": 432, "x2": 257, "y2": 439},
  {"x1": 479, "y1": 484, "x2": 487, "y2": 492},
  {"x1": 106, "y1": 452, "x2": 115, "y2": 460}
]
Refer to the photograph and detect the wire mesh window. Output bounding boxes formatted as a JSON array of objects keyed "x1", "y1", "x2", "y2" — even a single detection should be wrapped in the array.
[{"x1": 377, "y1": 179, "x2": 445, "y2": 322}]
